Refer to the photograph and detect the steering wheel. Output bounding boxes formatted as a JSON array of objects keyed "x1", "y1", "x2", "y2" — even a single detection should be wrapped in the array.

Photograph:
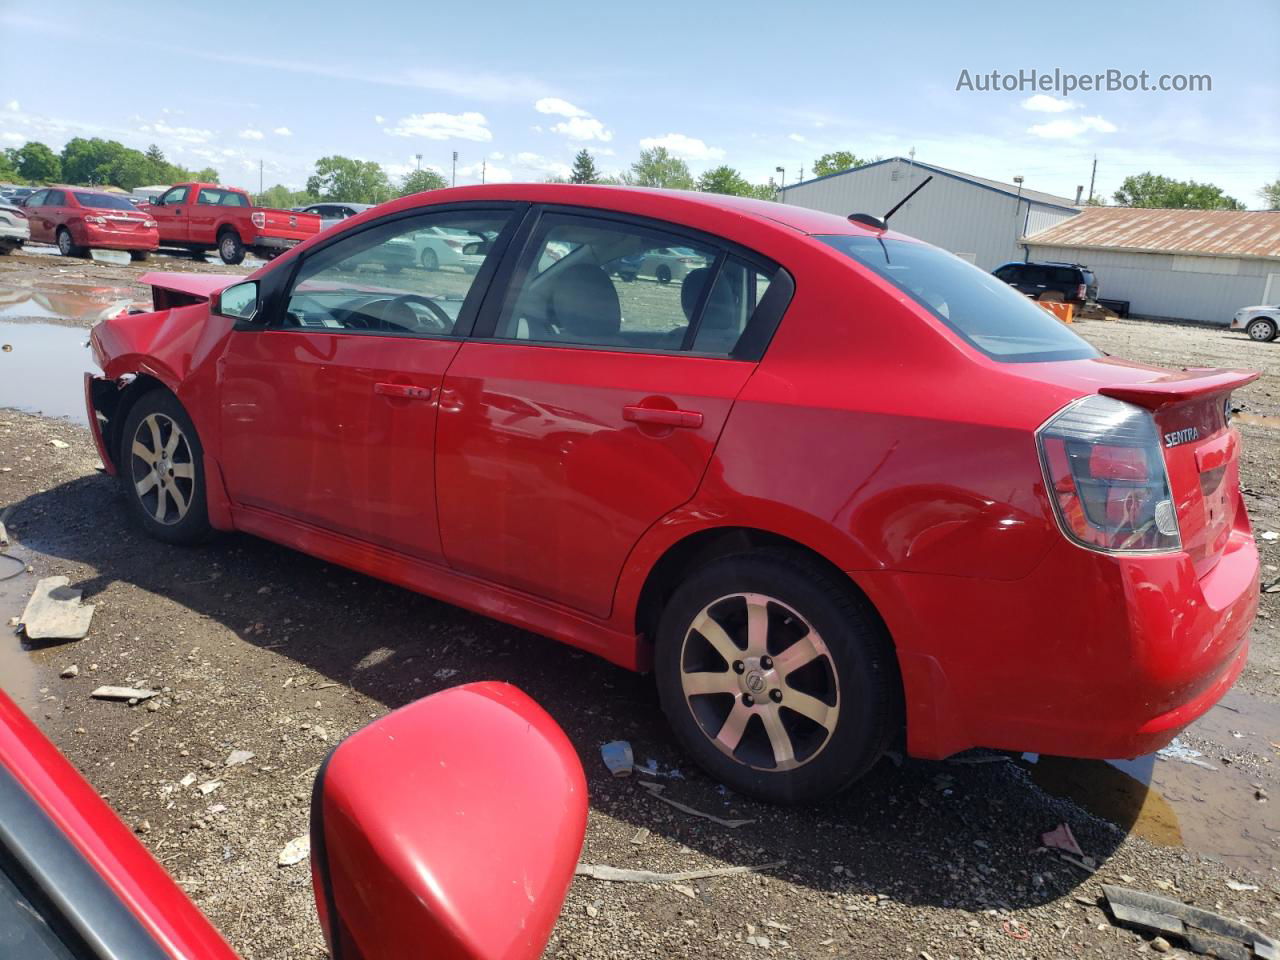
[{"x1": 383, "y1": 294, "x2": 453, "y2": 334}]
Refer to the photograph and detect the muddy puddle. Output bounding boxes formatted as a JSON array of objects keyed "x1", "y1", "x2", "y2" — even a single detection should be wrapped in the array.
[
  {"x1": 1026, "y1": 688, "x2": 1280, "y2": 875},
  {"x1": 0, "y1": 544, "x2": 40, "y2": 710},
  {"x1": 0, "y1": 321, "x2": 99, "y2": 424},
  {"x1": 0, "y1": 284, "x2": 147, "y2": 324},
  {"x1": 1234, "y1": 411, "x2": 1280, "y2": 430}
]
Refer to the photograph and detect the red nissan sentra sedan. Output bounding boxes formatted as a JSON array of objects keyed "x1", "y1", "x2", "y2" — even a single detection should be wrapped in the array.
[
  {"x1": 85, "y1": 184, "x2": 1260, "y2": 803},
  {"x1": 23, "y1": 187, "x2": 159, "y2": 260}
]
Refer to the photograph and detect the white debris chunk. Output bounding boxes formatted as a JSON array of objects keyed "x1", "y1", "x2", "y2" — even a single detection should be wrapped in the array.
[
  {"x1": 90, "y1": 686, "x2": 158, "y2": 702},
  {"x1": 278, "y1": 835, "x2": 310, "y2": 867},
  {"x1": 225, "y1": 750, "x2": 255, "y2": 767},
  {"x1": 21, "y1": 577, "x2": 95, "y2": 641}
]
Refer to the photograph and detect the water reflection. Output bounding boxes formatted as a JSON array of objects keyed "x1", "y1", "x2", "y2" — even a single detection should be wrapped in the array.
[{"x1": 0, "y1": 321, "x2": 99, "y2": 423}]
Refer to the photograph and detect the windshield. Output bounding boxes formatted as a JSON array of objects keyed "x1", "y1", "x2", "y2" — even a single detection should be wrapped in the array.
[
  {"x1": 74, "y1": 192, "x2": 137, "y2": 212},
  {"x1": 819, "y1": 235, "x2": 1099, "y2": 363}
]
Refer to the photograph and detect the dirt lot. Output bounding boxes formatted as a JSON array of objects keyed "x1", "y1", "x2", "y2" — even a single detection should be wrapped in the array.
[{"x1": 2, "y1": 249, "x2": 1279, "y2": 959}]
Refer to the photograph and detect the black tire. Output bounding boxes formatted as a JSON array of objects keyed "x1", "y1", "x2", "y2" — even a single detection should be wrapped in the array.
[
  {"x1": 217, "y1": 230, "x2": 246, "y2": 265},
  {"x1": 0, "y1": 240, "x2": 16, "y2": 256},
  {"x1": 420, "y1": 247, "x2": 439, "y2": 271},
  {"x1": 129, "y1": 250, "x2": 150, "y2": 262},
  {"x1": 57, "y1": 228, "x2": 85, "y2": 258},
  {"x1": 1246, "y1": 318, "x2": 1278, "y2": 343},
  {"x1": 655, "y1": 265, "x2": 672, "y2": 284},
  {"x1": 118, "y1": 390, "x2": 211, "y2": 545},
  {"x1": 654, "y1": 549, "x2": 900, "y2": 804}
]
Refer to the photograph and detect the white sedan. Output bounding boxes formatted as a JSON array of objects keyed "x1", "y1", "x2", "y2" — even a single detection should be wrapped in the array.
[
  {"x1": 1231, "y1": 305, "x2": 1279, "y2": 342},
  {"x1": 412, "y1": 225, "x2": 486, "y2": 273},
  {"x1": 0, "y1": 200, "x2": 30, "y2": 254}
]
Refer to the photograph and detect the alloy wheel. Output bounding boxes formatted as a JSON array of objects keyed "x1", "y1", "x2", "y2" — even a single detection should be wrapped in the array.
[
  {"x1": 220, "y1": 236, "x2": 236, "y2": 261},
  {"x1": 57, "y1": 231, "x2": 72, "y2": 256},
  {"x1": 679, "y1": 592, "x2": 840, "y2": 771},
  {"x1": 129, "y1": 413, "x2": 196, "y2": 525},
  {"x1": 1248, "y1": 319, "x2": 1275, "y2": 342}
]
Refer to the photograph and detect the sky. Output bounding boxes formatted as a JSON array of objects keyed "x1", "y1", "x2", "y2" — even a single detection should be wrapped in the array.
[{"x1": 1, "y1": 0, "x2": 1277, "y2": 206}]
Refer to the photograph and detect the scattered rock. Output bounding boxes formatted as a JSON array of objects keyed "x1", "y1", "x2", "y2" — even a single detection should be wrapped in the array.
[
  {"x1": 1151, "y1": 936, "x2": 1171, "y2": 953},
  {"x1": 226, "y1": 750, "x2": 256, "y2": 767},
  {"x1": 60, "y1": 664, "x2": 79, "y2": 678},
  {"x1": 278, "y1": 835, "x2": 310, "y2": 867},
  {"x1": 21, "y1": 577, "x2": 95, "y2": 640},
  {"x1": 48, "y1": 438, "x2": 69, "y2": 449},
  {"x1": 197, "y1": 780, "x2": 223, "y2": 796},
  {"x1": 90, "y1": 686, "x2": 158, "y2": 702}
]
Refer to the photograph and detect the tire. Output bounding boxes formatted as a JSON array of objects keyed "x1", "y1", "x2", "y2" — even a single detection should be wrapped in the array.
[
  {"x1": 1246, "y1": 318, "x2": 1278, "y2": 343},
  {"x1": 654, "y1": 549, "x2": 900, "y2": 804},
  {"x1": 217, "y1": 230, "x2": 246, "y2": 265},
  {"x1": 420, "y1": 247, "x2": 439, "y2": 271},
  {"x1": 0, "y1": 240, "x2": 16, "y2": 256},
  {"x1": 656, "y1": 265, "x2": 672, "y2": 284},
  {"x1": 129, "y1": 250, "x2": 150, "y2": 262},
  {"x1": 57, "y1": 228, "x2": 84, "y2": 258},
  {"x1": 118, "y1": 390, "x2": 211, "y2": 545}
]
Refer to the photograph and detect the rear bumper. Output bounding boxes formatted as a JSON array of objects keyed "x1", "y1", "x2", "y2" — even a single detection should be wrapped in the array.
[
  {"x1": 863, "y1": 513, "x2": 1259, "y2": 761},
  {"x1": 82, "y1": 226, "x2": 158, "y2": 251},
  {"x1": 250, "y1": 235, "x2": 304, "y2": 251}
]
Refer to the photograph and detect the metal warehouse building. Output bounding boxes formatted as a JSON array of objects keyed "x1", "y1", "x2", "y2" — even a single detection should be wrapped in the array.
[
  {"x1": 777, "y1": 157, "x2": 1080, "y2": 270},
  {"x1": 1023, "y1": 207, "x2": 1280, "y2": 325}
]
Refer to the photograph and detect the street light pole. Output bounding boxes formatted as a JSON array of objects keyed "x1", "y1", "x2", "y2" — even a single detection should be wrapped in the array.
[
  {"x1": 415, "y1": 153, "x2": 422, "y2": 173},
  {"x1": 452, "y1": 151, "x2": 458, "y2": 187}
]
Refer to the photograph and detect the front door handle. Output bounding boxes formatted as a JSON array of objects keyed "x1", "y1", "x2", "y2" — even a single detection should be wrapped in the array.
[
  {"x1": 623, "y1": 405, "x2": 703, "y2": 429},
  {"x1": 374, "y1": 382, "x2": 433, "y2": 401}
]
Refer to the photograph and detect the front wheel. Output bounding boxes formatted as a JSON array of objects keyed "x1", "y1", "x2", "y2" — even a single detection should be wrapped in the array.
[
  {"x1": 420, "y1": 247, "x2": 439, "y2": 271},
  {"x1": 655, "y1": 265, "x2": 672, "y2": 284},
  {"x1": 119, "y1": 390, "x2": 211, "y2": 545},
  {"x1": 1247, "y1": 317, "x2": 1278, "y2": 342},
  {"x1": 655, "y1": 550, "x2": 900, "y2": 804},
  {"x1": 218, "y1": 231, "x2": 246, "y2": 265},
  {"x1": 129, "y1": 250, "x2": 150, "y2": 262}
]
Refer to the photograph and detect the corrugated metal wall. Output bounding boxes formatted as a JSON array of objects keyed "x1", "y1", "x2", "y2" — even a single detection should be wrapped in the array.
[
  {"x1": 1026, "y1": 244, "x2": 1276, "y2": 324},
  {"x1": 779, "y1": 159, "x2": 1075, "y2": 270}
]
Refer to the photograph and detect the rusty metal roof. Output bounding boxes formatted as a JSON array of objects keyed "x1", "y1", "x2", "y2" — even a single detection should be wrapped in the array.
[{"x1": 1024, "y1": 206, "x2": 1280, "y2": 260}]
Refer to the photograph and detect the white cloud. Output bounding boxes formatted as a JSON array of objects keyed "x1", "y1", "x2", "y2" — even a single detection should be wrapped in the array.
[
  {"x1": 514, "y1": 152, "x2": 572, "y2": 179},
  {"x1": 273, "y1": 126, "x2": 292, "y2": 136},
  {"x1": 639, "y1": 132, "x2": 725, "y2": 161},
  {"x1": 384, "y1": 111, "x2": 492, "y2": 141},
  {"x1": 4, "y1": 100, "x2": 18, "y2": 112},
  {"x1": 788, "y1": 133, "x2": 807, "y2": 143},
  {"x1": 374, "y1": 114, "x2": 385, "y2": 124},
  {"x1": 458, "y1": 160, "x2": 512, "y2": 183},
  {"x1": 551, "y1": 116, "x2": 612, "y2": 142},
  {"x1": 1021, "y1": 94, "x2": 1079, "y2": 114},
  {"x1": 1, "y1": 131, "x2": 25, "y2": 144},
  {"x1": 1028, "y1": 115, "x2": 1118, "y2": 139},
  {"x1": 534, "y1": 97, "x2": 588, "y2": 118},
  {"x1": 143, "y1": 119, "x2": 213, "y2": 144},
  {"x1": 239, "y1": 128, "x2": 265, "y2": 140}
]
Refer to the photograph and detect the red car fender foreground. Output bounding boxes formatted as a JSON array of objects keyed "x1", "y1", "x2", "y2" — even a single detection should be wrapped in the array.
[
  {"x1": 86, "y1": 184, "x2": 1261, "y2": 803},
  {"x1": 0, "y1": 683, "x2": 587, "y2": 959}
]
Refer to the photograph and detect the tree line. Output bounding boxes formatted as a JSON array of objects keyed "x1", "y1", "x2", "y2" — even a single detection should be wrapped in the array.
[{"x1": 4, "y1": 135, "x2": 1276, "y2": 212}]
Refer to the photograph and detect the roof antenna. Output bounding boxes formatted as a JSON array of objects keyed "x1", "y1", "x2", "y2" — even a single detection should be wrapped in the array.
[{"x1": 848, "y1": 174, "x2": 934, "y2": 231}]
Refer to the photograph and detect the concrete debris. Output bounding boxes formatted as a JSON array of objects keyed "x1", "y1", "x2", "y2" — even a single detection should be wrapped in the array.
[
  {"x1": 278, "y1": 835, "x2": 310, "y2": 867},
  {"x1": 88, "y1": 249, "x2": 131, "y2": 266},
  {"x1": 638, "y1": 781, "x2": 755, "y2": 829},
  {"x1": 671, "y1": 883, "x2": 697, "y2": 899},
  {"x1": 630, "y1": 827, "x2": 650, "y2": 845},
  {"x1": 90, "y1": 686, "x2": 158, "y2": 702},
  {"x1": 180, "y1": 773, "x2": 197, "y2": 788},
  {"x1": 745, "y1": 935, "x2": 772, "y2": 948},
  {"x1": 1102, "y1": 884, "x2": 1278, "y2": 959},
  {"x1": 1260, "y1": 531, "x2": 1279, "y2": 542},
  {"x1": 21, "y1": 577, "x2": 95, "y2": 640},
  {"x1": 1041, "y1": 823, "x2": 1084, "y2": 857},
  {"x1": 1226, "y1": 880, "x2": 1260, "y2": 892},
  {"x1": 48, "y1": 438, "x2": 69, "y2": 449},
  {"x1": 574, "y1": 861, "x2": 785, "y2": 884},
  {"x1": 1157, "y1": 739, "x2": 1218, "y2": 770},
  {"x1": 584, "y1": 899, "x2": 601, "y2": 918},
  {"x1": 0, "y1": 519, "x2": 8, "y2": 547},
  {"x1": 225, "y1": 750, "x2": 255, "y2": 767},
  {"x1": 601, "y1": 740, "x2": 634, "y2": 777},
  {"x1": 432, "y1": 668, "x2": 459, "y2": 681},
  {"x1": 197, "y1": 780, "x2": 223, "y2": 796},
  {"x1": 60, "y1": 664, "x2": 79, "y2": 678}
]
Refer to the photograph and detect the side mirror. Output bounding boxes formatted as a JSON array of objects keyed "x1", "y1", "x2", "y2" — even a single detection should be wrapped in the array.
[
  {"x1": 311, "y1": 682, "x2": 587, "y2": 960},
  {"x1": 463, "y1": 241, "x2": 489, "y2": 256},
  {"x1": 213, "y1": 281, "x2": 259, "y2": 322},
  {"x1": 152, "y1": 195, "x2": 165, "y2": 207}
]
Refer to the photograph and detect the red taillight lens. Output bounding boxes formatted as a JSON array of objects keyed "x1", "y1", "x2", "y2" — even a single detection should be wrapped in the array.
[
  {"x1": 250, "y1": 211, "x2": 266, "y2": 228},
  {"x1": 1076, "y1": 283, "x2": 1087, "y2": 300},
  {"x1": 1037, "y1": 396, "x2": 1181, "y2": 553}
]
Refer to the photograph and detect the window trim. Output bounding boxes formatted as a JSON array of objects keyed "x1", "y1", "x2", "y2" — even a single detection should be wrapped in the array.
[
  {"x1": 257, "y1": 200, "x2": 527, "y2": 342},
  {"x1": 471, "y1": 203, "x2": 792, "y2": 362}
]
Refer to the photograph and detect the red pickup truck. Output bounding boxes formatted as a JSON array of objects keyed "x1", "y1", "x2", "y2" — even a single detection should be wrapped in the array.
[{"x1": 144, "y1": 182, "x2": 320, "y2": 264}]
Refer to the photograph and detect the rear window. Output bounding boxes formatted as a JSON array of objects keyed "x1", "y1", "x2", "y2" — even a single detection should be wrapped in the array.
[
  {"x1": 819, "y1": 235, "x2": 1099, "y2": 363},
  {"x1": 73, "y1": 192, "x2": 136, "y2": 211}
]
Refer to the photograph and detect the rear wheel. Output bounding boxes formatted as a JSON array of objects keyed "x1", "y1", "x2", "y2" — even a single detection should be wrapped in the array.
[
  {"x1": 129, "y1": 250, "x2": 150, "y2": 262},
  {"x1": 218, "y1": 230, "x2": 245, "y2": 265},
  {"x1": 656, "y1": 265, "x2": 672, "y2": 284},
  {"x1": 655, "y1": 550, "x2": 899, "y2": 804},
  {"x1": 420, "y1": 247, "x2": 439, "y2": 271},
  {"x1": 1247, "y1": 317, "x2": 1278, "y2": 342},
  {"x1": 56, "y1": 228, "x2": 84, "y2": 258},
  {"x1": 119, "y1": 391, "x2": 211, "y2": 545}
]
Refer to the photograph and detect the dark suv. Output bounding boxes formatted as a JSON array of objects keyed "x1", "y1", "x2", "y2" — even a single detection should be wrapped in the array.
[{"x1": 993, "y1": 261, "x2": 1098, "y2": 304}]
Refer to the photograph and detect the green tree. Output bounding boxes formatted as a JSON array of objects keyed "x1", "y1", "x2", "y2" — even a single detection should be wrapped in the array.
[
  {"x1": 622, "y1": 147, "x2": 693, "y2": 189},
  {"x1": 257, "y1": 184, "x2": 317, "y2": 208},
  {"x1": 14, "y1": 141, "x2": 60, "y2": 182},
  {"x1": 746, "y1": 182, "x2": 778, "y2": 201},
  {"x1": 1113, "y1": 172, "x2": 1243, "y2": 210},
  {"x1": 569, "y1": 149, "x2": 599, "y2": 184},
  {"x1": 191, "y1": 167, "x2": 219, "y2": 182},
  {"x1": 1261, "y1": 176, "x2": 1280, "y2": 210},
  {"x1": 0, "y1": 148, "x2": 21, "y2": 183},
  {"x1": 398, "y1": 168, "x2": 448, "y2": 196},
  {"x1": 696, "y1": 165, "x2": 754, "y2": 196},
  {"x1": 813, "y1": 151, "x2": 870, "y2": 178},
  {"x1": 306, "y1": 155, "x2": 392, "y2": 203}
]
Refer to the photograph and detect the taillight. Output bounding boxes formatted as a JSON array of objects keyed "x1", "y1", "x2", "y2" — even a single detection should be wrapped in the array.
[
  {"x1": 1036, "y1": 395, "x2": 1181, "y2": 553},
  {"x1": 143, "y1": 219, "x2": 157, "y2": 228},
  {"x1": 251, "y1": 211, "x2": 266, "y2": 228},
  {"x1": 84, "y1": 215, "x2": 106, "y2": 225},
  {"x1": 1076, "y1": 283, "x2": 1087, "y2": 300}
]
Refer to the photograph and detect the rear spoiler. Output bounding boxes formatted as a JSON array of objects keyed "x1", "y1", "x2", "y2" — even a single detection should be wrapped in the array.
[
  {"x1": 1100, "y1": 368, "x2": 1259, "y2": 412},
  {"x1": 139, "y1": 272, "x2": 241, "y2": 310}
]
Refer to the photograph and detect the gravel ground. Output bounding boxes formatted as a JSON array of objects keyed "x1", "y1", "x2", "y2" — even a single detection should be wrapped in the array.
[{"x1": 1, "y1": 266, "x2": 1278, "y2": 960}]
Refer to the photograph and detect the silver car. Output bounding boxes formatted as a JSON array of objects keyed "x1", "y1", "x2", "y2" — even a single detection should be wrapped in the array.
[
  {"x1": 300, "y1": 203, "x2": 374, "y2": 232},
  {"x1": 1231, "y1": 305, "x2": 1279, "y2": 342},
  {"x1": 0, "y1": 201, "x2": 30, "y2": 254},
  {"x1": 413, "y1": 225, "x2": 486, "y2": 273},
  {"x1": 633, "y1": 246, "x2": 710, "y2": 284}
]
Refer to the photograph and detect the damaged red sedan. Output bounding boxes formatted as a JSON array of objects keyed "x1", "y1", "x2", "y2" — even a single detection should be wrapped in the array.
[{"x1": 86, "y1": 184, "x2": 1260, "y2": 803}]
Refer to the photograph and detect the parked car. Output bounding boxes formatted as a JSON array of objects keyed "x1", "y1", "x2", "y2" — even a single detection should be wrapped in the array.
[
  {"x1": 87, "y1": 185, "x2": 1259, "y2": 803},
  {"x1": 4, "y1": 186, "x2": 37, "y2": 205},
  {"x1": 631, "y1": 245, "x2": 710, "y2": 283},
  {"x1": 413, "y1": 223, "x2": 488, "y2": 272},
  {"x1": 299, "y1": 201, "x2": 374, "y2": 231},
  {"x1": 22, "y1": 188, "x2": 159, "y2": 259},
  {"x1": 0, "y1": 198, "x2": 29, "y2": 254},
  {"x1": 144, "y1": 183, "x2": 321, "y2": 265},
  {"x1": 0, "y1": 682, "x2": 585, "y2": 960},
  {"x1": 993, "y1": 260, "x2": 1098, "y2": 304},
  {"x1": 1231, "y1": 304, "x2": 1279, "y2": 342}
]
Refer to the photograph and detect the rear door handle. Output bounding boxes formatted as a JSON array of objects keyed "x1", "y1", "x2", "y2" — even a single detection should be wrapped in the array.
[
  {"x1": 623, "y1": 405, "x2": 703, "y2": 429},
  {"x1": 374, "y1": 382, "x2": 433, "y2": 401}
]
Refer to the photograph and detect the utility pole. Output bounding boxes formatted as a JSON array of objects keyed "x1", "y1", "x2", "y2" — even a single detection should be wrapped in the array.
[
  {"x1": 415, "y1": 153, "x2": 422, "y2": 173},
  {"x1": 451, "y1": 151, "x2": 458, "y2": 188},
  {"x1": 258, "y1": 159, "x2": 263, "y2": 196},
  {"x1": 1087, "y1": 155, "x2": 1097, "y2": 204},
  {"x1": 481, "y1": 160, "x2": 486, "y2": 184}
]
